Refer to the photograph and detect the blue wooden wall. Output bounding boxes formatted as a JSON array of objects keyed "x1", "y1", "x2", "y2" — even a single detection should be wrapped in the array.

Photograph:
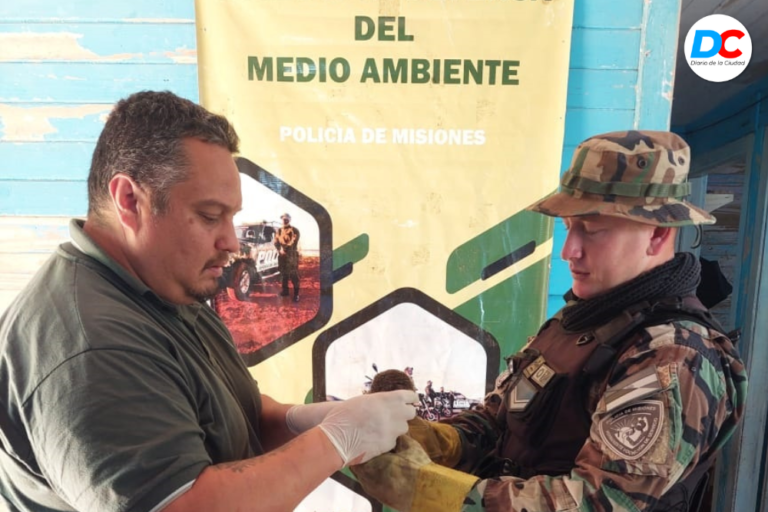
[
  {"x1": 0, "y1": 0, "x2": 197, "y2": 216},
  {"x1": 0, "y1": 0, "x2": 681, "y2": 312}
]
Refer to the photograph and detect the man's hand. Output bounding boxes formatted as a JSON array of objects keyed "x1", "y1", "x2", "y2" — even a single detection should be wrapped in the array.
[
  {"x1": 318, "y1": 390, "x2": 418, "y2": 465},
  {"x1": 351, "y1": 435, "x2": 479, "y2": 512}
]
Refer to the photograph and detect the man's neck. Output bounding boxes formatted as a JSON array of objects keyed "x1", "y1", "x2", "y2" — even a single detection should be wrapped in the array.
[{"x1": 83, "y1": 215, "x2": 142, "y2": 282}]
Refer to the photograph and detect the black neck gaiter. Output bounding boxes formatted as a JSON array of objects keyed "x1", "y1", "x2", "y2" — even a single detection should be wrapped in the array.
[{"x1": 561, "y1": 252, "x2": 701, "y2": 333}]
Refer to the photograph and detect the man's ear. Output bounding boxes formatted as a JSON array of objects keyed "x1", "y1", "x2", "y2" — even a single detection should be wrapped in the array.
[
  {"x1": 648, "y1": 226, "x2": 676, "y2": 255},
  {"x1": 108, "y1": 174, "x2": 148, "y2": 233}
]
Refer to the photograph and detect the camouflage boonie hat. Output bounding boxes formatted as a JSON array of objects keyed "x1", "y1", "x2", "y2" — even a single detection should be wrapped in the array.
[{"x1": 527, "y1": 130, "x2": 715, "y2": 226}]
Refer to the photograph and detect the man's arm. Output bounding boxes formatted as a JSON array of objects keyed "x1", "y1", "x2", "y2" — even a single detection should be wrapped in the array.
[
  {"x1": 356, "y1": 324, "x2": 747, "y2": 512},
  {"x1": 164, "y1": 389, "x2": 418, "y2": 512},
  {"x1": 407, "y1": 374, "x2": 506, "y2": 473},
  {"x1": 164, "y1": 427, "x2": 341, "y2": 512},
  {"x1": 29, "y1": 345, "x2": 417, "y2": 512},
  {"x1": 465, "y1": 325, "x2": 746, "y2": 512},
  {"x1": 258, "y1": 394, "x2": 294, "y2": 451}
]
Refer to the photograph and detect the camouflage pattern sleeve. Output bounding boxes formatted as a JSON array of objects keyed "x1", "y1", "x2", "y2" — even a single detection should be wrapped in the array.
[
  {"x1": 461, "y1": 321, "x2": 747, "y2": 512},
  {"x1": 440, "y1": 369, "x2": 508, "y2": 474}
]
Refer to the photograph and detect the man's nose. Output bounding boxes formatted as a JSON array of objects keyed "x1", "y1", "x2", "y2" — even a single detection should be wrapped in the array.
[
  {"x1": 561, "y1": 233, "x2": 582, "y2": 261},
  {"x1": 218, "y1": 221, "x2": 240, "y2": 253}
]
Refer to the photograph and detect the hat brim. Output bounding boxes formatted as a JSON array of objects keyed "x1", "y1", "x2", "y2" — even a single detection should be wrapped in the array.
[{"x1": 526, "y1": 190, "x2": 716, "y2": 227}]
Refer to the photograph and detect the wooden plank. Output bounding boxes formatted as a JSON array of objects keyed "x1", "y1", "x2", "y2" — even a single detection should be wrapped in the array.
[
  {"x1": 0, "y1": 216, "x2": 70, "y2": 315},
  {"x1": 715, "y1": 128, "x2": 768, "y2": 512},
  {"x1": 684, "y1": 106, "x2": 757, "y2": 156},
  {"x1": 562, "y1": 108, "x2": 636, "y2": 146},
  {"x1": 0, "y1": 181, "x2": 87, "y2": 215},
  {"x1": 0, "y1": 142, "x2": 94, "y2": 180},
  {"x1": 676, "y1": 81, "x2": 768, "y2": 139},
  {"x1": 689, "y1": 134, "x2": 753, "y2": 178},
  {"x1": 566, "y1": 69, "x2": 637, "y2": 110},
  {"x1": 633, "y1": 0, "x2": 681, "y2": 130},
  {"x1": 0, "y1": 216, "x2": 70, "y2": 254},
  {"x1": 569, "y1": 28, "x2": 641, "y2": 70},
  {"x1": 0, "y1": 252, "x2": 55, "y2": 274},
  {"x1": 0, "y1": 23, "x2": 195, "y2": 64},
  {"x1": 573, "y1": 0, "x2": 643, "y2": 29},
  {"x1": 0, "y1": 63, "x2": 198, "y2": 105},
  {"x1": 0, "y1": 103, "x2": 112, "y2": 142},
  {"x1": 0, "y1": 288, "x2": 25, "y2": 315},
  {"x1": 0, "y1": 0, "x2": 194, "y2": 21}
]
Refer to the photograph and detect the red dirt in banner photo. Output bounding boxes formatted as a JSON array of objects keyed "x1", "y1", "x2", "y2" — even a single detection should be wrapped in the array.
[{"x1": 212, "y1": 256, "x2": 321, "y2": 354}]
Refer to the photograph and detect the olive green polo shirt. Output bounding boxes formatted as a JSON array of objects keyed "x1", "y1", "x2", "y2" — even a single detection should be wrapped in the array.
[{"x1": 0, "y1": 219, "x2": 263, "y2": 512}]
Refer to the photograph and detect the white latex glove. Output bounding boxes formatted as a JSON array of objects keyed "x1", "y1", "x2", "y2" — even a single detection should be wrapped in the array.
[
  {"x1": 285, "y1": 401, "x2": 342, "y2": 435},
  {"x1": 318, "y1": 390, "x2": 418, "y2": 466}
]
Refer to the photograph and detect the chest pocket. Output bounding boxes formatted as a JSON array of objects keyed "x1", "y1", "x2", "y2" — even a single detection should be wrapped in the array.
[{"x1": 503, "y1": 357, "x2": 569, "y2": 448}]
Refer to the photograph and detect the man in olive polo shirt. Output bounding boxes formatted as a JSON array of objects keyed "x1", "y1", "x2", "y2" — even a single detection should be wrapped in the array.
[{"x1": 0, "y1": 91, "x2": 417, "y2": 512}]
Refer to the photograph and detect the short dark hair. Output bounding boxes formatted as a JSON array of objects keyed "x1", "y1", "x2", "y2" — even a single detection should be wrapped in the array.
[{"x1": 87, "y1": 90, "x2": 240, "y2": 216}]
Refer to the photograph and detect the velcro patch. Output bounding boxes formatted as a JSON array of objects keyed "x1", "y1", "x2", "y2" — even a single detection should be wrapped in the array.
[
  {"x1": 598, "y1": 399, "x2": 664, "y2": 460},
  {"x1": 604, "y1": 365, "x2": 662, "y2": 412},
  {"x1": 507, "y1": 377, "x2": 538, "y2": 412}
]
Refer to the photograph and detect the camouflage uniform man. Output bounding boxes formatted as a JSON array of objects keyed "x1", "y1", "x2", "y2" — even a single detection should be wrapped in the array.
[
  {"x1": 275, "y1": 212, "x2": 300, "y2": 302},
  {"x1": 352, "y1": 131, "x2": 748, "y2": 512}
]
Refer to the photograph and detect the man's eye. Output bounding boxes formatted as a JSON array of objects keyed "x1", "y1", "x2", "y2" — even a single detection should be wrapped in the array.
[{"x1": 200, "y1": 213, "x2": 218, "y2": 223}]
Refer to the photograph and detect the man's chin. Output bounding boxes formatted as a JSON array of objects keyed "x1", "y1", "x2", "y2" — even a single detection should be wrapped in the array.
[
  {"x1": 187, "y1": 282, "x2": 221, "y2": 303},
  {"x1": 572, "y1": 285, "x2": 598, "y2": 301}
]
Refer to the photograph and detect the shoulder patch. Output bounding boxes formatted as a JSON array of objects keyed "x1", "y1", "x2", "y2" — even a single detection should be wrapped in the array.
[
  {"x1": 604, "y1": 365, "x2": 662, "y2": 412},
  {"x1": 598, "y1": 399, "x2": 664, "y2": 460}
]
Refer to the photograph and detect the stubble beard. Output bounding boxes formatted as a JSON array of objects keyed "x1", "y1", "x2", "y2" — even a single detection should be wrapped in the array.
[{"x1": 185, "y1": 278, "x2": 221, "y2": 303}]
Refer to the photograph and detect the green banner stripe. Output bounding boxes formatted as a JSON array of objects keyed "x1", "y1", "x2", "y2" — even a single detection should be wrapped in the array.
[
  {"x1": 446, "y1": 210, "x2": 552, "y2": 294},
  {"x1": 454, "y1": 257, "x2": 550, "y2": 366},
  {"x1": 332, "y1": 233, "x2": 370, "y2": 272},
  {"x1": 561, "y1": 173, "x2": 691, "y2": 198}
]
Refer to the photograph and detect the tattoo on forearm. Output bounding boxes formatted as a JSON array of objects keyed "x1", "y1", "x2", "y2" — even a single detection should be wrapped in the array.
[{"x1": 214, "y1": 443, "x2": 291, "y2": 473}]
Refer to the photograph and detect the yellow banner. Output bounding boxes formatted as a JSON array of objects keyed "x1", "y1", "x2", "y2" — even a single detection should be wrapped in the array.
[{"x1": 197, "y1": 0, "x2": 573, "y2": 405}]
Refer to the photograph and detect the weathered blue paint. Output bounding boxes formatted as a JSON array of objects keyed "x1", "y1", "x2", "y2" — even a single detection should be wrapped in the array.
[
  {"x1": 633, "y1": 0, "x2": 680, "y2": 129},
  {"x1": 0, "y1": 142, "x2": 94, "y2": 180},
  {"x1": 0, "y1": 24, "x2": 195, "y2": 61},
  {"x1": 566, "y1": 70, "x2": 637, "y2": 110},
  {"x1": 0, "y1": 64, "x2": 198, "y2": 103},
  {"x1": 562, "y1": 109, "x2": 636, "y2": 146},
  {"x1": 569, "y1": 29, "x2": 641, "y2": 70},
  {"x1": 573, "y1": 0, "x2": 643, "y2": 29},
  {"x1": 0, "y1": 0, "x2": 194, "y2": 20},
  {"x1": 0, "y1": 181, "x2": 86, "y2": 216},
  {"x1": 0, "y1": 5, "x2": 197, "y2": 219}
]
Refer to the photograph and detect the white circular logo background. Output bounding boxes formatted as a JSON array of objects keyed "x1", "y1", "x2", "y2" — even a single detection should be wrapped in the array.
[{"x1": 684, "y1": 14, "x2": 751, "y2": 82}]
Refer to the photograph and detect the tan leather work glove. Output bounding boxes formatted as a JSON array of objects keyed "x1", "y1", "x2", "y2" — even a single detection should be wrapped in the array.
[
  {"x1": 407, "y1": 417, "x2": 462, "y2": 467},
  {"x1": 351, "y1": 435, "x2": 478, "y2": 512}
]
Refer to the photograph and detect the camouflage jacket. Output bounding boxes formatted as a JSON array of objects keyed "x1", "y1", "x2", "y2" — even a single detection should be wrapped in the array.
[{"x1": 451, "y1": 315, "x2": 747, "y2": 512}]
